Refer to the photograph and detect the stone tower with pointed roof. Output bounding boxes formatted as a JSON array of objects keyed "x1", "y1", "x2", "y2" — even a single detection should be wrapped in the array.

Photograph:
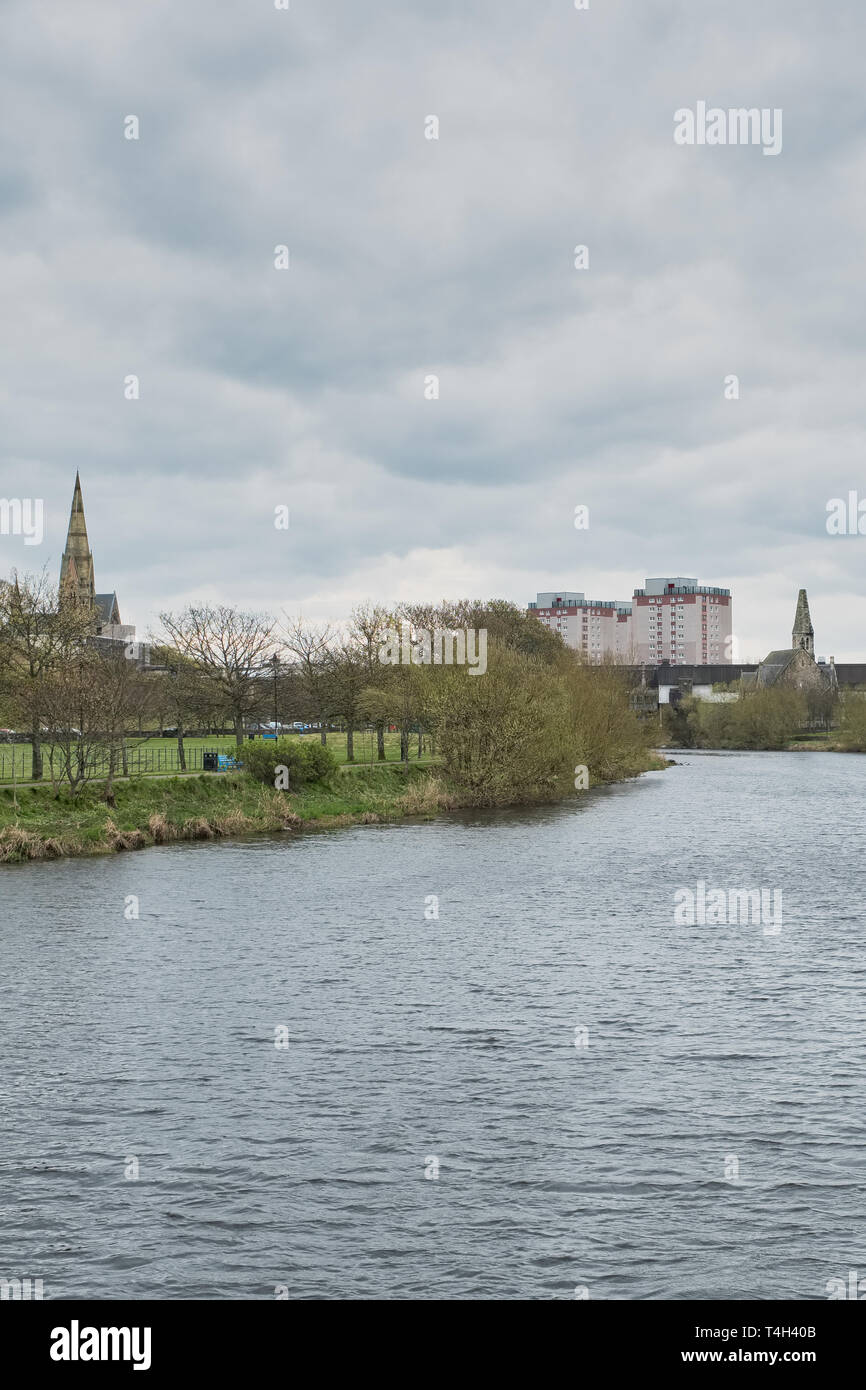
[
  {"x1": 741, "y1": 587, "x2": 834, "y2": 693},
  {"x1": 58, "y1": 474, "x2": 133, "y2": 643},
  {"x1": 792, "y1": 588, "x2": 814, "y2": 657},
  {"x1": 59, "y1": 472, "x2": 95, "y2": 606}
]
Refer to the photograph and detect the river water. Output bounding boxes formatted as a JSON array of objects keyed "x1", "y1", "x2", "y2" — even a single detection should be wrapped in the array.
[{"x1": 1, "y1": 751, "x2": 864, "y2": 1300}]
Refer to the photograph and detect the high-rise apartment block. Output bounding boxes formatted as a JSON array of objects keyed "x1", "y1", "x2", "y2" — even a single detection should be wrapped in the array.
[
  {"x1": 530, "y1": 591, "x2": 633, "y2": 661},
  {"x1": 529, "y1": 577, "x2": 732, "y2": 665}
]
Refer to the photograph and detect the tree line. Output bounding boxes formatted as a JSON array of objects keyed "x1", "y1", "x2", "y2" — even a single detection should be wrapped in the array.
[
  {"x1": 664, "y1": 684, "x2": 842, "y2": 750},
  {"x1": 0, "y1": 573, "x2": 655, "y2": 802}
]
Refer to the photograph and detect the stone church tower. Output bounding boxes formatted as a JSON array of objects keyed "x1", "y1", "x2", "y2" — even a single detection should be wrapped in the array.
[
  {"x1": 743, "y1": 586, "x2": 834, "y2": 693},
  {"x1": 59, "y1": 472, "x2": 95, "y2": 605},
  {"x1": 57, "y1": 473, "x2": 134, "y2": 644},
  {"x1": 792, "y1": 588, "x2": 814, "y2": 657}
]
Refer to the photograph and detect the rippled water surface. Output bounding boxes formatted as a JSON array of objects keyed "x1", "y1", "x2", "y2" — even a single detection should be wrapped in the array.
[{"x1": 1, "y1": 751, "x2": 864, "y2": 1299}]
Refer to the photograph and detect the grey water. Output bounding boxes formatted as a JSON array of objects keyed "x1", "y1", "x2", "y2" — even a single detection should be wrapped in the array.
[{"x1": 1, "y1": 751, "x2": 864, "y2": 1300}]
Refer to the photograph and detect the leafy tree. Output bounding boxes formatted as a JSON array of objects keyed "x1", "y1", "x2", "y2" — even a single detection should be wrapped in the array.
[
  {"x1": 565, "y1": 660, "x2": 654, "y2": 782},
  {"x1": 435, "y1": 598, "x2": 567, "y2": 664},
  {"x1": 420, "y1": 640, "x2": 572, "y2": 802}
]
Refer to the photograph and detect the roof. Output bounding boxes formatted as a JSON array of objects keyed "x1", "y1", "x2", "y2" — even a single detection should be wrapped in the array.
[
  {"x1": 59, "y1": 473, "x2": 94, "y2": 601},
  {"x1": 94, "y1": 592, "x2": 121, "y2": 625},
  {"x1": 642, "y1": 663, "x2": 757, "y2": 686},
  {"x1": 756, "y1": 650, "x2": 798, "y2": 687}
]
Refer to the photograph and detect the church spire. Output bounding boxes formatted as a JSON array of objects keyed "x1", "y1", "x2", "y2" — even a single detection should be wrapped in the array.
[
  {"x1": 792, "y1": 587, "x2": 814, "y2": 656},
  {"x1": 59, "y1": 472, "x2": 95, "y2": 605}
]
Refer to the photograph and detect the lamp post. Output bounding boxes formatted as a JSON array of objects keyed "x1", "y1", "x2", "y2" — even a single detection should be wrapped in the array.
[{"x1": 271, "y1": 653, "x2": 279, "y2": 733}]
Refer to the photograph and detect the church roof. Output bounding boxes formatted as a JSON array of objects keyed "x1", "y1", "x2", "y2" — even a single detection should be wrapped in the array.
[
  {"x1": 57, "y1": 475, "x2": 133, "y2": 642},
  {"x1": 95, "y1": 592, "x2": 121, "y2": 625},
  {"x1": 743, "y1": 592, "x2": 832, "y2": 693},
  {"x1": 755, "y1": 650, "x2": 799, "y2": 687},
  {"x1": 59, "y1": 471, "x2": 95, "y2": 603}
]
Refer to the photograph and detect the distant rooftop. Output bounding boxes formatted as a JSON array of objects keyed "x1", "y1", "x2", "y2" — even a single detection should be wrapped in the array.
[
  {"x1": 634, "y1": 579, "x2": 729, "y2": 597},
  {"x1": 529, "y1": 595, "x2": 633, "y2": 612}
]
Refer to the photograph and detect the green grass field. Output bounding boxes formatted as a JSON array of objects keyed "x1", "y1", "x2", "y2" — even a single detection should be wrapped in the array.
[{"x1": 0, "y1": 730, "x2": 435, "y2": 784}]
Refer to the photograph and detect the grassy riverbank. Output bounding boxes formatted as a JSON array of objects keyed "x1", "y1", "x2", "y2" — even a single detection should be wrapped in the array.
[
  {"x1": 662, "y1": 729, "x2": 859, "y2": 753},
  {"x1": 661, "y1": 731, "x2": 853, "y2": 752},
  {"x1": 0, "y1": 752, "x2": 666, "y2": 863}
]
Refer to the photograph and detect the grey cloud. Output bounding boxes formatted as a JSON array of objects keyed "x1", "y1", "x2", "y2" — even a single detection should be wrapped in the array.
[{"x1": 1, "y1": 0, "x2": 865, "y2": 656}]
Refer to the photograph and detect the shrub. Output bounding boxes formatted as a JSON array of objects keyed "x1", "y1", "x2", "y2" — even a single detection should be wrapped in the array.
[
  {"x1": 103, "y1": 820, "x2": 147, "y2": 852},
  {"x1": 242, "y1": 737, "x2": 339, "y2": 788},
  {"x1": 182, "y1": 817, "x2": 217, "y2": 839},
  {"x1": 148, "y1": 812, "x2": 176, "y2": 844},
  {"x1": 686, "y1": 688, "x2": 808, "y2": 750},
  {"x1": 420, "y1": 643, "x2": 654, "y2": 802},
  {"x1": 399, "y1": 774, "x2": 458, "y2": 815},
  {"x1": 840, "y1": 695, "x2": 866, "y2": 751}
]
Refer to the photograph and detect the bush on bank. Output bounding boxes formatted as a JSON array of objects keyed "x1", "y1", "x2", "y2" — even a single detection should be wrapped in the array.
[
  {"x1": 672, "y1": 689, "x2": 808, "y2": 750},
  {"x1": 419, "y1": 641, "x2": 656, "y2": 803},
  {"x1": 242, "y1": 738, "x2": 339, "y2": 787},
  {"x1": 839, "y1": 696, "x2": 866, "y2": 751}
]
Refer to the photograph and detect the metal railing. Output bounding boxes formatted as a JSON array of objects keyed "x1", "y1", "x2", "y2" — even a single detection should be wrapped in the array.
[{"x1": 0, "y1": 744, "x2": 230, "y2": 783}]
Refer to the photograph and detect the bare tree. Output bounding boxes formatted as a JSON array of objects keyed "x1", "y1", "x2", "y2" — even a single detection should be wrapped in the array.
[
  {"x1": 350, "y1": 603, "x2": 390, "y2": 760},
  {"x1": 328, "y1": 637, "x2": 369, "y2": 762},
  {"x1": 281, "y1": 616, "x2": 336, "y2": 747},
  {"x1": 158, "y1": 605, "x2": 276, "y2": 748},
  {"x1": 0, "y1": 569, "x2": 95, "y2": 781},
  {"x1": 148, "y1": 645, "x2": 220, "y2": 770},
  {"x1": 95, "y1": 646, "x2": 154, "y2": 804},
  {"x1": 39, "y1": 643, "x2": 112, "y2": 797}
]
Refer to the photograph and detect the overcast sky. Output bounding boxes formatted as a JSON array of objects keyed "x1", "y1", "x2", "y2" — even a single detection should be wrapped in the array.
[{"x1": 2, "y1": 0, "x2": 865, "y2": 660}]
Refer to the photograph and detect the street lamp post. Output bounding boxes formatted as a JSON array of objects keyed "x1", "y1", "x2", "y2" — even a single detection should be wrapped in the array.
[{"x1": 271, "y1": 653, "x2": 279, "y2": 733}]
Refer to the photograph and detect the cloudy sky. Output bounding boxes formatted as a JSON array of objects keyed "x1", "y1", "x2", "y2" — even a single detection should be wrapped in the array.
[{"x1": 2, "y1": 0, "x2": 865, "y2": 659}]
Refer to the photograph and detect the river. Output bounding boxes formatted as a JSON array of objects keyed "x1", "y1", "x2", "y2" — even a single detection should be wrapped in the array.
[{"x1": 1, "y1": 750, "x2": 864, "y2": 1299}]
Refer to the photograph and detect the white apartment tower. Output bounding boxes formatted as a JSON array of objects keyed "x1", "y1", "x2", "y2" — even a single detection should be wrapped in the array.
[
  {"x1": 529, "y1": 578, "x2": 732, "y2": 665},
  {"x1": 632, "y1": 578, "x2": 731, "y2": 664},
  {"x1": 528, "y1": 591, "x2": 635, "y2": 662}
]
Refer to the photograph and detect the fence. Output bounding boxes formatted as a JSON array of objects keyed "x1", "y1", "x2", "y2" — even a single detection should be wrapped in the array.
[{"x1": 0, "y1": 744, "x2": 233, "y2": 784}]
